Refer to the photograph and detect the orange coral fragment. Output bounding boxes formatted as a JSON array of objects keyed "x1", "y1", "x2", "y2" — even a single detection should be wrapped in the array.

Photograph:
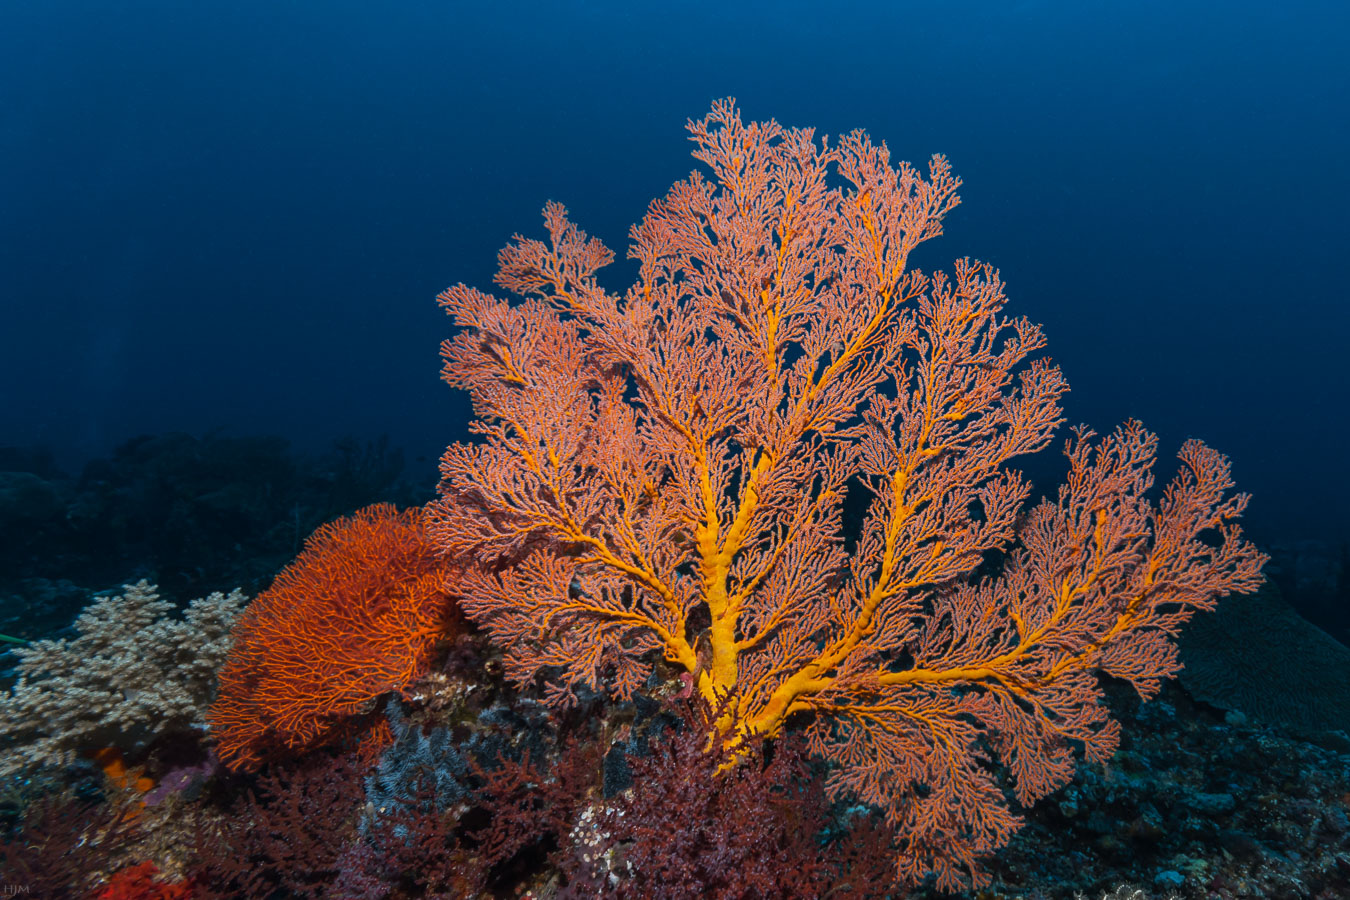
[
  {"x1": 211, "y1": 503, "x2": 462, "y2": 771},
  {"x1": 92, "y1": 746, "x2": 155, "y2": 796}
]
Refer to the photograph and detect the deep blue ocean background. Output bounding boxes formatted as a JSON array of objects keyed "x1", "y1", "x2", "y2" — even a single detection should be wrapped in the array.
[{"x1": 3, "y1": 0, "x2": 1347, "y2": 548}]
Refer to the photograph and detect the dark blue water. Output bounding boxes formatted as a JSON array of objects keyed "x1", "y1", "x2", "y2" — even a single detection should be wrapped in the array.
[{"x1": 3, "y1": 0, "x2": 1347, "y2": 549}]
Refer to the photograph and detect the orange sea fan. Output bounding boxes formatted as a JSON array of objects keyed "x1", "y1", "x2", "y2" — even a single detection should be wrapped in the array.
[
  {"x1": 210, "y1": 503, "x2": 462, "y2": 771},
  {"x1": 428, "y1": 101, "x2": 1266, "y2": 890}
]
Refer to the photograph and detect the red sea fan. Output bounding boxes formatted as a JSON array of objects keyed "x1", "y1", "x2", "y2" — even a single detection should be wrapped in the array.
[{"x1": 210, "y1": 503, "x2": 463, "y2": 771}]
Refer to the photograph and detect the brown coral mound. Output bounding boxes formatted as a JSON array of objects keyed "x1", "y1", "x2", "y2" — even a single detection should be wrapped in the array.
[{"x1": 210, "y1": 503, "x2": 462, "y2": 771}]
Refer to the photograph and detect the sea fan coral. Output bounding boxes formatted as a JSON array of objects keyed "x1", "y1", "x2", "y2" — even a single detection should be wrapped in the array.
[
  {"x1": 428, "y1": 100, "x2": 1266, "y2": 889},
  {"x1": 210, "y1": 503, "x2": 463, "y2": 771}
]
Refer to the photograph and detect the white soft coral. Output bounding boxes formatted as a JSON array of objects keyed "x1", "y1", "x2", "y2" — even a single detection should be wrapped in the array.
[{"x1": 0, "y1": 580, "x2": 246, "y2": 775}]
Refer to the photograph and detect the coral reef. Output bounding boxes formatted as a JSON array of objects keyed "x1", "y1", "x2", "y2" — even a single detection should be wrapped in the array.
[
  {"x1": 9, "y1": 102, "x2": 1342, "y2": 899},
  {"x1": 11, "y1": 660, "x2": 1350, "y2": 898},
  {"x1": 0, "y1": 580, "x2": 245, "y2": 776}
]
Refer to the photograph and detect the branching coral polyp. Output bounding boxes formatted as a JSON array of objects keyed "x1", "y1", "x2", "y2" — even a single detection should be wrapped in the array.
[{"x1": 211, "y1": 503, "x2": 462, "y2": 772}]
